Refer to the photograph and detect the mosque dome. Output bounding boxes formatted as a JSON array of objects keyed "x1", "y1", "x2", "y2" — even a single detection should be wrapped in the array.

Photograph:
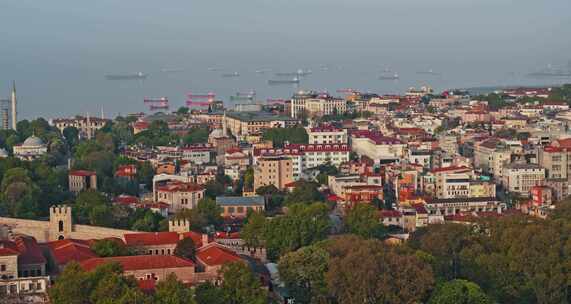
[
  {"x1": 0, "y1": 148, "x2": 8, "y2": 158},
  {"x1": 23, "y1": 135, "x2": 45, "y2": 147},
  {"x1": 209, "y1": 128, "x2": 225, "y2": 139}
]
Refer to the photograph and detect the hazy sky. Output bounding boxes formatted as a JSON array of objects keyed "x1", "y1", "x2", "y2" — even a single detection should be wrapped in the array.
[{"x1": 1, "y1": 0, "x2": 570, "y2": 118}]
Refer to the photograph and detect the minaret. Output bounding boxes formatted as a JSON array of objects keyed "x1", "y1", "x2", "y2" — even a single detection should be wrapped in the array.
[
  {"x1": 86, "y1": 112, "x2": 91, "y2": 140},
  {"x1": 11, "y1": 81, "x2": 17, "y2": 130},
  {"x1": 222, "y1": 110, "x2": 227, "y2": 136}
]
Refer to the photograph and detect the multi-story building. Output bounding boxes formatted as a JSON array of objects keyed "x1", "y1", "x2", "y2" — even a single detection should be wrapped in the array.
[
  {"x1": 306, "y1": 125, "x2": 348, "y2": 144},
  {"x1": 254, "y1": 156, "x2": 293, "y2": 191},
  {"x1": 0, "y1": 236, "x2": 50, "y2": 301},
  {"x1": 155, "y1": 182, "x2": 205, "y2": 212},
  {"x1": 52, "y1": 116, "x2": 110, "y2": 140},
  {"x1": 502, "y1": 163, "x2": 546, "y2": 196},
  {"x1": 538, "y1": 146, "x2": 568, "y2": 180},
  {"x1": 290, "y1": 91, "x2": 347, "y2": 118},
  {"x1": 68, "y1": 170, "x2": 97, "y2": 193},
  {"x1": 351, "y1": 130, "x2": 406, "y2": 162},
  {"x1": 224, "y1": 111, "x2": 299, "y2": 137},
  {"x1": 215, "y1": 196, "x2": 265, "y2": 218},
  {"x1": 254, "y1": 144, "x2": 350, "y2": 180}
]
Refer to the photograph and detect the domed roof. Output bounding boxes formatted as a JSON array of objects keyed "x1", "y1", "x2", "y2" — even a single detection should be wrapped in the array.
[
  {"x1": 209, "y1": 128, "x2": 225, "y2": 139},
  {"x1": 0, "y1": 148, "x2": 8, "y2": 157},
  {"x1": 23, "y1": 135, "x2": 45, "y2": 146}
]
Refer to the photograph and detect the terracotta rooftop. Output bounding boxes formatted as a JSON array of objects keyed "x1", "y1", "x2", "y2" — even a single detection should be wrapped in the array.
[
  {"x1": 196, "y1": 244, "x2": 242, "y2": 267},
  {"x1": 124, "y1": 232, "x2": 180, "y2": 247},
  {"x1": 81, "y1": 255, "x2": 195, "y2": 272},
  {"x1": 44, "y1": 239, "x2": 97, "y2": 266}
]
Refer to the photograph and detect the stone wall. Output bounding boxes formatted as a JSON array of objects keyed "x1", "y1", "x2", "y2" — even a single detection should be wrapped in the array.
[{"x1": 0, "y1": 217, "x2": 136, "y2": 242}]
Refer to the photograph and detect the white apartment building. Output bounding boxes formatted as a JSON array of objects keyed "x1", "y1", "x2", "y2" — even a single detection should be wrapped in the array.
[
  {"x1": 291, "y1": 91, "x2": 347, "y2": 118},
  {"x1": 254, "y1": 144, "x2": 350, "y2": 180},
  {"x1": 306, "y1": 126, "x2": 348, "y2": 144},
  {"x1": 502, "y1": 163, "x2": 546, "y2": 196},
  {"x1": 351, "y1": 130, "x2": 406, "y2": 162}
]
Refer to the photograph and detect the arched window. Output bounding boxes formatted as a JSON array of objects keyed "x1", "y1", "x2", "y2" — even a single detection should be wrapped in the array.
[
  {"x1": 58, "y1": 220, "x2": 64, "y2": 232},
  {"x1": 58, "y1": 235, "x2": 64, "y2": 240}
]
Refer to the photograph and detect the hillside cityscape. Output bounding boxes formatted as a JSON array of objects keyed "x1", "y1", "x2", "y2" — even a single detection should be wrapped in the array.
[
  {"x1": 1, "y1": 82, "x2": 571, "y2": 303},
  {"x1": 3, "y1": 0, "x2": 571, "y2": 304}
]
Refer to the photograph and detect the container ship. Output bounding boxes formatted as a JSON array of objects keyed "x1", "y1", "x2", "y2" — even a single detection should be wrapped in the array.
[
  {"x1": 268, "y1": 78, "x2": 300, "y2": 85},
  {"x1": 379, "y1": 73, "x2": 399, "y2": 80},
  {"x1": 275, "y1": 69, "x2": 312, "y2": 77},
  {"x1": 222, "y1": 72, "x2": 240, "y2": 78},
  {"x1": 105, "y1": 72, "x2": 147, "y2": 80}
]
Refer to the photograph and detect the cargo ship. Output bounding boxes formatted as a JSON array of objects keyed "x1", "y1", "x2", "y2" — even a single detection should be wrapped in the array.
[
  {"x1": 268, "y1": 78, "x2": 300, "y2": 85},
  {"x1": 105, "y1": 72, "x2": 147, "y2": 80},
  {"x1": 222, "y1": 72, "x2": 240, "y2": 78},
  {"x1": 275, "y1": 69, "x2": 312, "y2": 77},
  {"x1": 379, "y1": 73, "x2": 399, "y2": 80}
]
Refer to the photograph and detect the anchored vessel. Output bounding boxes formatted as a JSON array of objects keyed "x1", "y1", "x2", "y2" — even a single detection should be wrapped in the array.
[{"x1": 105, "y1": 72, "x2": 147, "y2": 80}]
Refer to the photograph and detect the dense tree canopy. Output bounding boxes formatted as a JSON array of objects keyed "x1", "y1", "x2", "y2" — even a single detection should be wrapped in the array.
[
  {"x1": 344, "y1": 203, "x2": 386, "y2": 239},
  {"x1": 262, "y1": 126, "x2": 308, "y2": 147}
]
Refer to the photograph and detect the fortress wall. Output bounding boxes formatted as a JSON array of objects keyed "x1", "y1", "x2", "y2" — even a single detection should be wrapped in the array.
[
  {"x1": 0, "y1": 217, "x2": 50, "y2": 242},
  {"x1": 72, "y1": 225, "x2": 137, "y2": 241},
  {"x1": 0, "y1": 217, "x2": 137, "y2": 242}
]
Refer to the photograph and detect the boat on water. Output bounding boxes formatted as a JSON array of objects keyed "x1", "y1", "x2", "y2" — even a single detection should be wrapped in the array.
[
  {"x1": 275, "y1": 69, "x2": 312, "y2": 77},
  {"x1": 222, "y1": 72, "x2": 240, "y2": 78},
  {"x1": 268, "y1": 78, "x2": 300, "y2": 85},
  {"x1": 416, "y1": 69, "x2": 440, "y2": 76},
  {"x1": 527, "y1": 71, "x2": 571, "y2": 78},
  {"x1": 105, "y1": 72, "x2": 147, "y2": 80},
  {"x1": 379, "y1": 73, "x2": 399, "y2": 80},
  {"x1": 160, "y1": 68, "x2": 185, "y2": 73}
]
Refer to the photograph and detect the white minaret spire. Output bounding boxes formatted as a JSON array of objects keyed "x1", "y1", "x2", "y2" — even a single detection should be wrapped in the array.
[{"x1": 11, "y1": 80, "x2": 17, "y2": 130}]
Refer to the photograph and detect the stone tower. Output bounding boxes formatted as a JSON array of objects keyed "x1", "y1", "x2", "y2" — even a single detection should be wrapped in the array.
[
  {"x1": 168, "y1": 219, "x2": 190, "y2": 234},
  {"x1": 49, "y1": 205, "x2": 73, "y2": 241}
]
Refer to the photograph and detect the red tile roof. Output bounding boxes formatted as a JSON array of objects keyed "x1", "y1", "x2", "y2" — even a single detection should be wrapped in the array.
[
  {"x1": 44, "y1": 239, "x2": 97, "y2": 265},
  {"x1": 181, "y1": 231, "x2": 204, "y2": 248},
  {"x1": 196, "y1": 244, "x2": 242, "y2": 267},
  {"x1": 430, "y1": 166, "x2": 471, "y2": 174},
  {"x1": 124, "y1": 232, "x2": 180, "y2": 247},
  {"x1": 81, "y1": 255, "x2": 194, "y2": 272},
  {"x1": 14, "y1": 236, "x2": 46, "y2": 265},
  {"x1": 0, "y1": 241, "x2": 20, "y2": 256},
  {"x1": 114, "y1": 195, "x2": 140, "y2": 205},
  {"x1": 380, "y1": 210, "x2": 403, "y2": 218},
  {"x1": 156, "y1": 182, "x2": 204, "y2": 193},
  {"x1": 556, "y1": 138, "x2": 571, "y2": 149},
  {"x1": 69, "y1": 170, "x2": 96, "y2": 177}
]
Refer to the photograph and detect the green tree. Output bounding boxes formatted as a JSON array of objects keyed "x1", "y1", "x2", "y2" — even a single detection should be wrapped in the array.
[
  {"x1": 326, "y1": 236, "x2": 434, "y2": 304},
  {"x1": 221, "y1": 262, "x2": 267, "y2": 304},
  {"x1": 174, "y1": 237, "x2": 196, "y2": 261},
  {"x1": 344, "y1": 204, "x2": 386, "y2": 239},
  {"x1": 195, "y1": 282, "x2": 226, "y2": 304},
  {"x1": 48, "y1": 262, "x2": 91, "y2": 304},
  {"x1": 284, "y1": 181, "x2": 324, "y2": 205},
  {"x1": 262, "y1": 126, "x2": 308, "y2": 147},
  {"x1": 63, "y1": 126, "x2": 80, "y2": 148},
  {"x1": 176, "y1": 198, "x2": 223, "y2": 231},
  {"x1": 154, "y1": 273, "x2": 195, "y2": 304},
  {"x1": 428, "y1": 280, "x2": 492, "y2": 304},
  {"x1": 183, "y1": 127, "x2": 209, "y2": 145},
  {"x1": 264, "y1": 202, "x2": 331, "y2": 260},
  {"x1": 91, "y1": 239, "x2": 131, "y2": 257},
  {"x1": 278, "y1": 245, "x2": 330, "y2": 304},
  {"x1": 241, "y1": 211, "x2": 267, "y2": 248}
]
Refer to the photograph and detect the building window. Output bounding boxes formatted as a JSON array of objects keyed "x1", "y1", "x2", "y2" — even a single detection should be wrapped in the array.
[
  {"x1": 59, "y1": 220, "x2": 64, "y2": 232},
  {"x1": 0, "y1": 265, "x2": 5, "y2": 271}
]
